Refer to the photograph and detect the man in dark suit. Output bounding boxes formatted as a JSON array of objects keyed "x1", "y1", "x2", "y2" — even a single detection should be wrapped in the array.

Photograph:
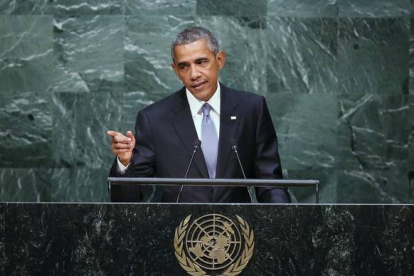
[{"x1": 107, "y1": 26, "x2": 290, "y2": 203}]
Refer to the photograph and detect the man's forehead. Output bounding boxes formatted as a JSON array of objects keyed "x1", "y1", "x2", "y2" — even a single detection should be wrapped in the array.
[{"x1": 173, "y1": 39, "x2": 214, "y2": 62}]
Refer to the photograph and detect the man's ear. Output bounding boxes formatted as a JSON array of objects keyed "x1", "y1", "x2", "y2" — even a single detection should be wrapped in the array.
[{"x1": 216, "y1": 51, "x2": 226, "y2": 69}]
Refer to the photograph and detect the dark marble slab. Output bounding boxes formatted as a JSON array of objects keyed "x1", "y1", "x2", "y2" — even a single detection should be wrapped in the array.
[
  {"x1": 266, "y1": 93, "x2": 337, "y2": 170},
  {"x1": 196, "y1": 16, "x2": 267, "y2": 94},
  {"x1": 54, "y1": 0, "x2": 124, "y2": 15},
  {"x1": 125, "y1": 0, "x2": 196, "y2": 16},
  {"x1": 337, "y1": 169, "x2": 412, "y2": 203},
  {"x1": 51, "y1": 92, "x2": 77, "y2": 167},
  {"x1": 0, "y1": 91, "x2": 52, "y2": 167},
  {"x1": 339, "y1": 0, "x2": 410, "y2": 18},
  {"x1": 3, "y1": 204, "x2": 414, "y2": 275},
  {"x1": 410, "y1": 18, "x2": 414, "y2": 94},
  {"x1": 0, "y1": 0, "x2": 15, "y2": 14},
  {"x1": 0, "y1": 169, "x2": 51, "y2": 202},
  {"x1": 53, "y1": 16, "x2": 125, "y2": 93},
  {"x1": 51, "y1": 92, "x2": 123, "y2": 169},
  {"x1": 1, "y1": 0, "x2": 123, "y2": 15},
  {"x1": 407, "y1": 96, "x2": 413, "y2": 201},
  {"x1": 0, "y1": 0, "x2": 53, "y2": 15},
  {"x1": 0, "y1": 204, "x2": 4, "y2": 276},
  {"x1": 266, "y1": 17, "x2": 339, "y2": 94},
  {"x1": 0, "y1": 0, "x2": 412, "y2": 206},
  {"x1": 337, "y1": 94, "x2": 410, "y2": 171},
  {"x1": 338, "y1": 18, "x2": 409, "y2": 94},
  {"x1": 410, "y1": 97, "x2": 414, "y2": 170},
  {"x1": 412, "y1": 0, "x2": 414, "y2": 17},
  {"x1": 0, "y1": 167, "x2": 107, "y2": 202},
  {"x1": 196, "y1": 0, "x2": 267, "y2": 16},
  {"x1": 268, "y1": 0, "x2": 338, "y2": 17},
  {"x1": 286, "y1": 169, "x2": 337, "y2": 203},
  {"x1": 122, "y1": 91, "x2": 165, "y2": 133},
  {"x1": 49, "y1": 168, "x2": 108, "y2": 202},
  {"x1": 0, "y1": 16, "x2": 55, "y2": 92},
  {"x1": 124, "y1": 15, "x2": 192, "y2": 94}
]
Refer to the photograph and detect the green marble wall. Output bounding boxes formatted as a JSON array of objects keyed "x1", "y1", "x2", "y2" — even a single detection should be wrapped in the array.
[{"x1": 0, "y1": 0, "x2": 413, "y2": 203}]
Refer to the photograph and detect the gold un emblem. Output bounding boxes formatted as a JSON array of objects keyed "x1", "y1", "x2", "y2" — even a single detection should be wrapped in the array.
[{"x1": 174, "y1": 214, "x2": 254, "y2": 276}]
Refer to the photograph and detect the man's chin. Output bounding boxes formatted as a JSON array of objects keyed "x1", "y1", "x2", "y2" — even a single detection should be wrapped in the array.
[{"x1": 189, "y1": 89, "x2": 213, "y2": 102}]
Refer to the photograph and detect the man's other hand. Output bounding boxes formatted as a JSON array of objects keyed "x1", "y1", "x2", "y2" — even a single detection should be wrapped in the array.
[{"x1": 107, "y1": 130, "x2": 135, "y2": 166}]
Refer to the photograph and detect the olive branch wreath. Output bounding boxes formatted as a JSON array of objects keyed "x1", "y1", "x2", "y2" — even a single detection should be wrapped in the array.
[{"x1": 174, "y1": 215, "x2": 255, "y2": 276}]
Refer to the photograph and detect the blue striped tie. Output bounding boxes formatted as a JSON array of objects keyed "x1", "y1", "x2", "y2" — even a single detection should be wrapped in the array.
[{"x1": 201, "y1": 103, "x2": 218, "y2": 178}]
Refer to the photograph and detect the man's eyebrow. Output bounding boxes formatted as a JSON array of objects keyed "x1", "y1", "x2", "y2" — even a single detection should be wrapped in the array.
[
  {"x1": 177, "y1": 61, "x2": 189, "y2": 67},
  {"x1": 195, "y1": 57, "x2": 209, "y2": 62},
  {"x1": 177, "y1": 57, "x2": 209, "y2": 67}
]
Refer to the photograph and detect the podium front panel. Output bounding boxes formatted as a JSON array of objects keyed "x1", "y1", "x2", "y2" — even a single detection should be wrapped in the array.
[{"x1": 1, "y1": 203, "x2": 413, "y2": 276}]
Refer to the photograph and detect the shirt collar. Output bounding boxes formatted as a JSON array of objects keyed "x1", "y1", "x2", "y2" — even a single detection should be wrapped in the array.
[{"x1": 186, "y1": 82, "x2": 221, "y2": 117}]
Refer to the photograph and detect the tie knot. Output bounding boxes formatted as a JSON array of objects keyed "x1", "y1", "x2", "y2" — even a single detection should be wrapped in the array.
[{"x1": 202, "y1": 103, "x2": 212, "y2": 117}]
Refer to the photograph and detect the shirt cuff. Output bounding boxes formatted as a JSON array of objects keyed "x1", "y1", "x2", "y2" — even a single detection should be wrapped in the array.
[{"x1": 116, "y1": 157, "x2": 130, "y2": 174}]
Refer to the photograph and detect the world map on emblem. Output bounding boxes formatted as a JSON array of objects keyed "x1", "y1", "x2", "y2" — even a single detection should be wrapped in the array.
[{"x1": 185, "y1": 214, "x2": 242, "y2": 270}]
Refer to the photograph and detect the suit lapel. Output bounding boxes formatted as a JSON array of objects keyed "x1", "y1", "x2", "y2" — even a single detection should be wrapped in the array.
[
  {"x1": 216, "y1": 84, "x2": 240, "y2": 178},
  {"x1": 171, "y1": 88, "x2": 209, "y2": 178}
]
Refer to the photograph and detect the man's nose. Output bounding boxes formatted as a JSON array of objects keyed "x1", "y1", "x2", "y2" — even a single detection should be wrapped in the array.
[{"x1": 190, "y1": 65, "x2": 201, "y2": 80}]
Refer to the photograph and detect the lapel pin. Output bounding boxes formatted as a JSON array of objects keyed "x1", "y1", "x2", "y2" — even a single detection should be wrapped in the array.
[{"x1": 231, "y1": 116, "x2": 237, "y2": 120}]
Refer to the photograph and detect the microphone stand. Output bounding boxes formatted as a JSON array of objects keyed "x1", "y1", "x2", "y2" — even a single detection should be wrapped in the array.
[
  {"x1": 232, "y1": 144, "x2": 254, "y2": 203},
  {"x1": 176, "y1": 140, "x2": 201, "y2": 203}
]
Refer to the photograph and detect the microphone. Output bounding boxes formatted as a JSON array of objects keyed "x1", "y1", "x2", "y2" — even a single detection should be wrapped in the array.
[
  {"x1": 176, "y1": 139, "x2": 201, "y2": 203},
  {"x1": 231, "y1": 139, "x2": 253, "y2": 203}
]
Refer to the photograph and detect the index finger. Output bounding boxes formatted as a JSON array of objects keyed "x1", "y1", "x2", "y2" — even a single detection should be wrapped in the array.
[
  {"x1": 107, "y1": 131, "x2": 128, "y2": 142},
  {"x1": 107, "y1": 130, "x2": 121, "y2": 137}
]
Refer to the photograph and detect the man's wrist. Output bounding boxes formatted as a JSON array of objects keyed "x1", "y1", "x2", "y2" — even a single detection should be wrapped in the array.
[
  {"x1": 117, "y1": 157, "x2": 131, "y2": 174},
  {"x1": 119, "y1": 157, "x2": 131, "y2": 167}
]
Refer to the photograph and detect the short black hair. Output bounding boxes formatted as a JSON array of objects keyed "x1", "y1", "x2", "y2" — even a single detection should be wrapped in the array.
[{"x1": 171, "y1": 26, "x2": 219, "y2": 60}]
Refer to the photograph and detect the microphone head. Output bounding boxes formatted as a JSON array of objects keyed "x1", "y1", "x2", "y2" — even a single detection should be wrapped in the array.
[
  {"x1": 194, "y1": 139, "x2": 202, "y2": 148},
  {"x1": 230, "y1": 139, "x2": 237, "y2": 149}
]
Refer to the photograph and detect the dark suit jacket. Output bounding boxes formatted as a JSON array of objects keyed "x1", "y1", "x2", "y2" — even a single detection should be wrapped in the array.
[{"x1": 110, "y1": 84, "x2": 290, "y2": 203}]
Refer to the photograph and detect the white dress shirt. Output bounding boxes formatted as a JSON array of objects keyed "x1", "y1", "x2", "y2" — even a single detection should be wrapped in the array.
[
  {"x1": 186, "y1": 82, "x2": 221, "y2": 141},
  {"x1": 117, "y1": 82, "x2": 221, "y2": 173}
]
